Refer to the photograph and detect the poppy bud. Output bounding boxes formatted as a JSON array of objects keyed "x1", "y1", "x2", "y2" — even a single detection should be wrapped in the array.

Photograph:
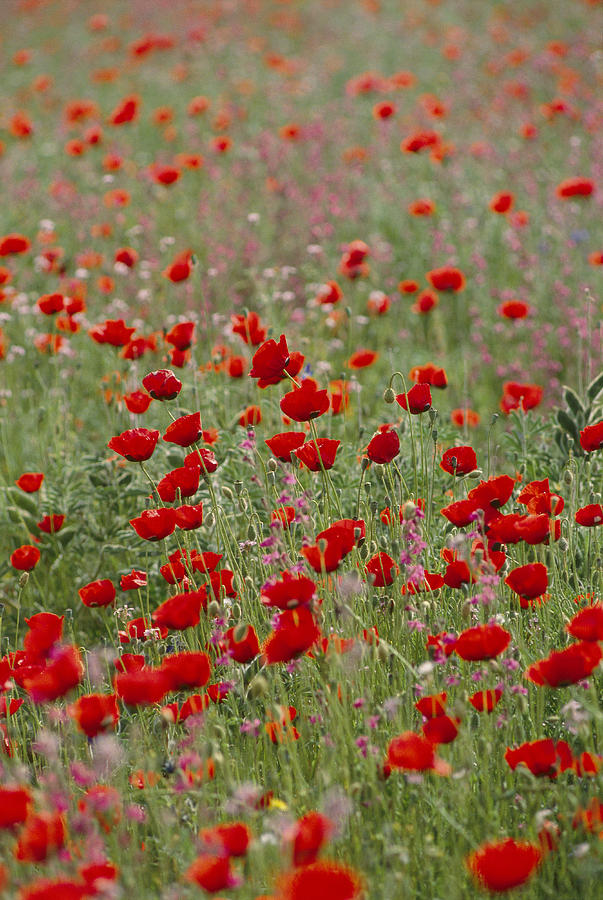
[
  {"x1": 207, "y1": 600, "x2": 221, "y2": 617},
  {"x1": 19, "y1": 572, "x2": 29, "y2": 587},
  {"x1": 383, "y1": 388, "x2": 396, "y2": 404},
  {"x1": 562, "y1": 469, "x2": 573, "y2": 485},
  {"x1": 402, "y1": 501, "x2": 417, "y2": 521},
  {"x1": 248, "y1": 675, "x2": 269, "y2": 698},
  {"x1": 467, "y1": 469, "x2": 484, "y2": 480},
  {"x1": 267, "y1": 458, "x2": 278, "y2": 472}
]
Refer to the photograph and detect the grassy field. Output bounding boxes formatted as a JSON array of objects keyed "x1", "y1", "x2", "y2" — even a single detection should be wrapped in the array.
[{"x1": 0, "y1": 0, "x2": 601, "y2": 897}]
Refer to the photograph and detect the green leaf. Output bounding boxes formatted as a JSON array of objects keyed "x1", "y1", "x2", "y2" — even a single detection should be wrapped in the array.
[
  {"x1": 586, "y1": 371, "x2": 603, "y2": 403},
  {"x1": 562, "y1": 386, "x2": 585, "y2": 419},
  {"x1": 556, "y1": 409, "x2": 579, "y2": 442}
]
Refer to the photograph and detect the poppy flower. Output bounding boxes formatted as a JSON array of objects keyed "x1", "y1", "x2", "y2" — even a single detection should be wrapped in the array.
[
  {"x1": 163, "y1": 250, "x2": 193, "y2": 283},
  {"x1": 580, "y1": 421, "x2": 603, "y2": 452},
  {"x1": 451, "y1": 408, "x2": 480, "y2": 427},
  {"x1": 505, "y1": 563, "x2": 548, "y2": 601},
  {"x1": 469, "y1": 688, "x2": 503, "y2": 713},
  {"x1": 409, "y1": 363, "x2": 447, "y2": 388},
  {"x1": 468, "y1": 475, "x2": 515, "y2": 512},
  {"x1": 504, "y1": 739, "x2": 573, "y2": 778},
  {"x1": 339, "y1": 240, "x2": 370, "y2": 279},
  {"x1": 412, "y1": 289, "x2": 439, "y2": 314},
  {"x1": 114, "y1": 247, "x2": 138, "y2": 268},
  {"x1": 14, "y1": 811, "x2": 66, "y2": 862},
  {"x1": 401, "y1": 130, "x2": 440, "y2": 153},
  {"x1": 348, "y1": 349, "x2": 378, "y2": 369},
  {"x1": 262, "y1": 607, "x2": 321, "y2": 664},
  {"x1": 415, "y1": 692, "x2": 448, "y2": 719},
  {"x1": 142, "y1": 369, "x2": 182, "y2": 401},
  {"x1": 315, "y1": 281, "x2": 343, "y2": 305},
  {"x1": 200, "y1": 822, "x2": 251, "y2": 858},
  {"x1": 453, "y1": 624, "x2": 511, "y2": 661},
  {"x1": 318, "y1": 519, "x2": 365, "y2": 554},
  {"x1": 556, "y1": 177, "x2": 594, "y2": 199},
  {"x1": 489, "y1": 191, "x2": 514, "y2": 214},
  {"x1": 157, "y1": 466, "x2": 200, "y2": 503},
  {"x1": 184, "y1": 447, "x2": 219, "y2": 473},
  {"x1": 231, "y1": 311, "x2": 266, "y2": 345},
  {"x1": 23, "y1": 613, "x2": 63, "y2": 660},
  {"x1": 67, "y1": 693, "x2": 119, "y2": 738},
  {"x1": 130, "y1": 507, "x2": 177, "y2": 541},
  {"x1": 185, "y1": 854, "x2": 235, "y2": 892},
  {"x1": 439, "y1": 498, "x2": 479, "y2": 528},
  {"x1": 124, "y1": 390, "x2": 153, "y2": 414},
  {"x1": 281, "y1": 379, "x2": 330, "y2": 422},
  {"x1": 161, "y1": 652, "x2": 211, "y2": 690},
  {"x1": 288, "y1": 811, "x2": 334, "y2": 866},
  {"x1": 78, "y1": 579, "x2": 116, "y2": 608},
  {"x1": 0, "y1": 786, "x2": 32, "y2": 829},
  {"x1": 89, "y1": 318, "x2": 136, "y2": 346},
  {"x1": 295, "y1": 439, "x2": 340, "y2": 471},
  {"x1": 440, "y1": 446, "x2": 477, "y2": 476},
  {"x1": 466, "y1": 838, "x2": 542, "y2": 892},
  {"x1": 566, "y1": 605, "x2": 603, "y2": 642},
  {"x1": 114, "y1": 667, "x2": 172, "y2": 706},
  {"x1": 272, "y1": 506, "x2": 296, "y2": 527},
  {"x1": 500, "y1": 381, "x2": 543, "y2": 414},
  {"x1": 239, "y1": 405, "x2": 262, "y2": 426},
  {"x1": 175, "y1": 503, "x2": 204, "y2": 530},
  {"x1": 300, "y1": 536, "x2": 339, "y2": 573},
  {"x1": 515, "y1": 514, "x2": 560, "y2": 546},
  {"x1": 23, "y1": 644, "x2": 84, "y2": 703},
  {"x1": 422, "y1": 715, "x2": 460, "y2": 745},
  {"x1": 221, "y1": 625, "x2": 260, "y2": 663},
  {"x1": 0, "y1": 233, "x2": 31, "y2": 256},
  {"x1": 365, "y1": 552, "x2": 398, "y2": 587},
  {"x1": 277, "y1": 860, "x2": 363, "y2": 900},
  {"x1": 109, "y1": 94, "x2": 140, "y2": 126},
  {"x1": 399, "y1": 279, "x2": 419, "y2": 293},
  {"x1": 329, "y1": 380, "x2": 351, "y2": 414},
  {"x1": 108, "y1": 428, "x2": 160, "y2": 462},
  {"x1": 367, "y1": 291, "x2": 391, "y2": 315},
  {"x1": 250, "y1": 334, "x2": 290, "y2": 382},
  {"x1": 37, "y1": 293, "x2": 64, "y2": 315},
  {"x1": 373, "y1": 100, "x2": 396, "y2": 119},
  {"x1": 152, "y1": 588, "x2": 206, "y2": 630},
  {"x1": 366, "y1": 427, "x2": 400, "y2": 464},
  {"x1": 575, "y1": 504, "x2": 603, "y2": 527},
  {"x1": 525, "y1": 642, "x2": 602, "y2": 687},
  {"x1": 119, "y1": 616, "x2": 165, "y2": 642},
  {"x1": 396, "y1": 383, "x2": 432, "y2": 414},
  {"x1": 386, "y1": 731, "x2": 451, "y2": 775},
  {"x1": 149, "y1": 164, "x2": 180, "y2": 186},
  {"x1": 426, "y1": 266, "x2": 466, "y2": 292},
  {"x1": 261, "y1": 572, "x2": 316, "y2": 610},
  {"x1": 165, "y1": 321, "x2": 195, "y2": 350},
  {"x1": 37, "y1": 514, "x2": 65, "y2": 534},
  {"x1": 498, "y1": 300, "x2": 530, "y2": 319},
  {"x1": 265, "y1": 431, "x2": 307, "y2": 462},
  {"x1": 10, "y1": 545, "x2": 41, "y2": 571},
  {"x1": 408, "y1": 199, "x2": 435, "y2": 216}
]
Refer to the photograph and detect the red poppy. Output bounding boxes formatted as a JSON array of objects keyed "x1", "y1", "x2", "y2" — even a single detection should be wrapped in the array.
[
  {"x1": 505, "y1": 739, "x2": 573, "y2": 778},
  {"x1": 130, "y1": 507, "x2": 177, "y2": 541},
  {"x1": 261, "y1": 572, "x2": 316, "y2": 609},
  {"x1": 221, "y1": 625, "x2": 260, "y2": 663},
  {"x1": 525, "y1": 642, "x2": 602, "y2": 687},
  {"x1": 466, "y1": 838, "x2": 542, "y2": 892},
  {"x1": 200, "y1": 822, "x2": 251, "y2": 858},
  {"x1": 152, "y1": 589, "x2": 206, "y2": 630},
  {"x1": 580, "y1": 421, "x2": 603, "y2": 452},
  {"x1": 108, "y1": 94, "x2": 140, "y2": 126},
  {"x1": 329, "y1": 379, "x2": 351, "y2": 414},
  {"x1": 399, "y1": 279, "x2": 419, "y2": 293},
  {"x1": 339, "y1": 240, "x2": 370, "y2": 280},
  {"x1": 500, "y1": 381, "x2": 543, "y2": 414},
  {"x1": 422, "y1": 715, "x2": 460, "y2": 745},
  {"x1": 366, "y1": 426, "x2": 400, "y2": 464},
  {"x1": 37, "y1": 293, "x2": 64, "y2": 315},
  {"x1": 415, "y1": 692, "x2": 447, "y2": 718},
  {"x1": 295, "y1": 439, "x2": 340, "y2": 471},
  {"x1": 114, "y1": 667, "x2": 172, "y2": 706},
  {"x1": 161, "y1": 652, "x2": 211, "y2": 690},
  {"x1": 23, "y1": 645, "x2": 84, "y2": 703},
  {"x1": 175, "y1": 503, "x2": 204, "y2": 530},
  {"x1": 231, "y1": 311, "x2": 266, "y2": 345},
  {"x1": 108, "y1": 428, "x2": 160, "y2": 462},
  {"x1": 408, "y1": 363, "x2": 447, "y2": 388},
  {"x1": 453, "y1": 624, "x2": 511, "y2": 661},
  {"x1": 266, "y1": 431, "x2": 307, "y2": 462},
  {"x1": 451, "y1": 408, "x2": 480, "y2": 427},
  {"x1": 165, "y1": 321, "x2": 195, "y2": 350},
  {"x1": 142, "y1": 369, "x2": 182, "y2": 401},
  {"x1": 89, "y1": 318, "x2": 136, "y2": 346},
  {"x1": 385, "y1": 731, "x2": 451, "y2": 775},
  {"x1": 262, "y1": 607, "x2": 321, "y2": 664},
  {"x1": 149, "y1": 164, "x2": 180, "y2": 186},
  {"x1": 37, "y1": 514, "x2": 65, "y2": 534},
  {"x1": 114, "y1": 247, "x2": 138, "y2": 268},
  {"x1": 160, "y1": 412, "x2": 201, "y2": 448},
  {"x1": 281, "y1": 379, "x2": 330, "y2": 422},
  {"x1": 250, "y1": 334, "x2": 290, "y2": 381},
  {"x1": 23, "y1": 612, "x2": 63, "y2": 660},
  {"x1": 367, "y1": 291, "x2": 391, "y2": 315},
  {"x1": 0, "y1": 786, "x2": 32, "y2": 829},
  {"x1": 555, "y1": 177, "x2": 594, "y2": 198},
  {"x1": 157, "y1": 466, "x2": 200, "y2": 503},
  {"x1": 396, "y1": 383, "x2": 432, "y2": 414},
  {"x1": 505, "y1": 563, "x2": 548, "y2": 601},
  {"x1": 123, "y1": 390, "x2": 153, "y2": 414},
  {"x1": 575, "y1": 503, "x2": 603, "y2": 527},
  {"x1": 426, "y1": 266, "x2": 466, "y2": 292},
  {"x1": 163, "y1": 249, "x2": 193, "y2": 283},
  {"x1": 515, "y1": 514, "x2": 560, "y2": 545},
  {"x1": 468, "y1": 688, "x2": 503, "y2": 713},
  {"x1": 114, "y1": 654, "x2": 145, "y2": 674},
  {"x1": 0, "y1": 233, "x2": 31, "y2": 256},
  {"x1": 67, "y1": 693, "x2": 119, "y2": 738},
  {"x1": 184, "y1": 448, "x2": 219, "y2": 474},
  {"x1": 272, "y1": 506, "x2": 296, "y2": 527},
  {"x1": 412, "y1": 289, "x2": 439, "y2": 314},
  {"x1": 408, "y1": 198, "x2": 435, "y2": 216},
  {"x1": 348, "y1": 349, "x2": 378, "y2": 369},
  {"x1": 14, "y1": 811, "x2": 66, "y2": 862},
  {"x1": 185, "y1": 854, "x2": 234, "y2": 892},
  {"x1": 373, "y1": 100, "x2": 396, "y2": 119},
  {"x1": 489, "y1": 191, "x2": 514, "y2": 214},
  {"x1": 365, "y1": 552, "x2": 398, "y2": 587},
  {"x1": 289, "y1": 811, "x2": 334, "y2": 866},
  {"x1": 238, "y1": 405, "x2": 262, "y2": 426},
  {"x1": 78, "y1": 579, "x2": 116, "y2": 608},
  {"x1": 566, "y1": 605, "x2": 603, "y2": 642},
  {"x1": 498, "y1": 300, "x2": 530, "y2": 319},
  {"x1": 468, "y1": 475, "x2": 515, "y2": 512},
  {"x1": 440, "y1": 446, "x2": 477, "y2": 476},
  {"x1": 315, "y1": 281, "x2": 343, "y2": 305},
  {"x1": 317, "y1": 519, "x2": 365, "y2": 554},
  {"x1": 277, "y1": 860, "x2": 363, "y2": 900},
  {"x1": 401, "y1": 130, "x2": 440, "y2": 153},
  {"x1": 10, "y1": 545, "x2": 41, "y2": 571}
]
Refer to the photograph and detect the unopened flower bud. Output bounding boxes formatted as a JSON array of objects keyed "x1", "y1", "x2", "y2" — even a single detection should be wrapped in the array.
[
  {"x1": 267, "y1": 458, "x2": 278, "y2": 473},
  {"x1": 558, "y1": 538, "x2": 569, "y2": 553},
  {"x1": 467, "y1": 469, "x2": 484, "y2": 480},
  {"x1": 383, "y1": 387, "x2": 396, "y2": 404},
  {"x1": 19, "y1": 572, "x2": 30, "y2": 588},
  {"x1": 248, "y1": 675, "x2": 269, "y2": 699},
  {"x1": 233, "y1": 622, "x2": 249, "y2": 643},
  {"x1": 377, "y1": 642, "x2": 390, "y2": 663},
  {"x1": 562, "y1": 469, "x2": 573, "y2": 486},
  {"x1": 208, "y1": 600, "x2": 221, "y2": 617},
  {"x1": 402, "y1": 501, "x2": 416, "y2": 521}
]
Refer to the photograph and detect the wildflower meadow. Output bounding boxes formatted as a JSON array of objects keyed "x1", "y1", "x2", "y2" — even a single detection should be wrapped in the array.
[{"x1": 0, "y1": 0, "x2": 602, "y2": 897}]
